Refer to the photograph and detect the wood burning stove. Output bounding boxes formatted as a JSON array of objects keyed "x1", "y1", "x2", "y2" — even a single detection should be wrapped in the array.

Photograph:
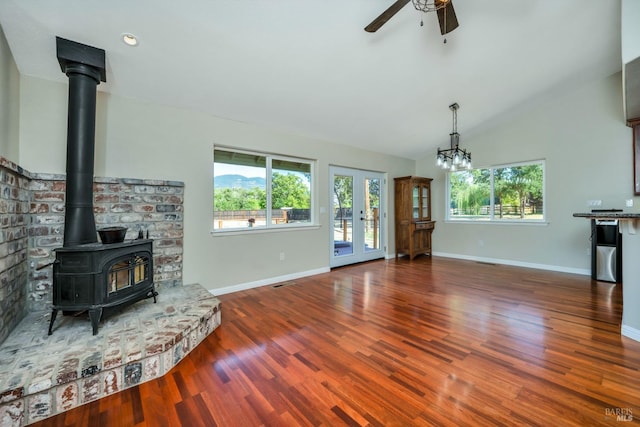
[
  {"x1": 50, "y1": 240, "x2": 156, "y2": 335},
  {"x1": 48, "y1": 37, "x2": 158, "y2": 335}
]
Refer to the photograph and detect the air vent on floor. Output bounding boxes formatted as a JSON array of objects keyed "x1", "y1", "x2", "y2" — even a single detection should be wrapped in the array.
[{"x1": 272, "y1": 281, "x2": 296, "y2": 288}]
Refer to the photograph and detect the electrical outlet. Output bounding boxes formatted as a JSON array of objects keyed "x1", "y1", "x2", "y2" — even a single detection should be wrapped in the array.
[
  {"x1": 279, "y1": 252, "x2": 285, "y2": 261},
  {"x1": 626, "y1": 199, "x2": 634, "y2": 208}
]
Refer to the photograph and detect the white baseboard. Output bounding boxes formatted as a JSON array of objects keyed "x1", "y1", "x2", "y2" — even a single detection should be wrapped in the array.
[
  {"x1": 209, "y1": 267, "x2": 331, "y2": 296},
  {"x1": 622, "y1": 324, "x2": 640, "y2": 342},
  {"x1": 433, "y1": 251, "x2": 591, "y2": 276}
]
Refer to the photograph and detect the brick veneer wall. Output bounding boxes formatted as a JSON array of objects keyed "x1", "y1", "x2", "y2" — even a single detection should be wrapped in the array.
[
  {"x1": 0, "y1": 158, "x2": 30, "y2": 346},
  {"x1": 0, "y1": 155, "x2": 185, "y2": 344},
  {"x1": 28, "y1": 174, "x2": 185, "y2": 312}
]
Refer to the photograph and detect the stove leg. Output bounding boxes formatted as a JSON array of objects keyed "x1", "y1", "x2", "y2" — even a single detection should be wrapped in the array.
[
  {"x1": 48, "y1": 309, "x2": 58, "y2": 335},
  {"x1": 89, "y1": 308, "x2": 102, "y2": 335}
]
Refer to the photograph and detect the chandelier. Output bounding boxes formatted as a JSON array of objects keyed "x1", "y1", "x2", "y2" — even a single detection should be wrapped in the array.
[
  {"x1": 411, "y1": 0, "x2": 449, "y2": 13},
  {"x1": 436, "y1": 103, "x2": 471, "y2": 171}
]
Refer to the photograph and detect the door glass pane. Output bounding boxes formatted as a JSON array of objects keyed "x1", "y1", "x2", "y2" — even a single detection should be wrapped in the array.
[
  {"x1": 333, "y1": 175, "x2": 353, "y2": 256},
  {"x1": 109, "y1": 260, "x2": 131, "y2": 293},
  {"x1": 412, "y1": 186, "x2": 419, "y2": 219},
  {"x1": 364, "y1": 177, "x2": 380, "y2": 252}
]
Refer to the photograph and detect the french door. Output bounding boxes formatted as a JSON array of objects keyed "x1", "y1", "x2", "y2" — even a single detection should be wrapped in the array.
[{"x1": 330, "y1": 166, "x2": 386, "y2": 267}]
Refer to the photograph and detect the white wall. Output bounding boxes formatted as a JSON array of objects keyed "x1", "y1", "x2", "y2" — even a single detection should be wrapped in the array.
[
  {"x1": 0, "y1": 25, "x2": 19, "y2": 163},
  {"x1": 622, "y1": 0, "x2": 640, "y2": 64},
  {"x1": 417, "y1": 72, "x2": 632, "y2": 274},
  {"x1": 16, "y1": 75, "x2": 415, "y2": 291},
  {"x1": 14, "y1": 67, "x2": 633, "y2": 294}
]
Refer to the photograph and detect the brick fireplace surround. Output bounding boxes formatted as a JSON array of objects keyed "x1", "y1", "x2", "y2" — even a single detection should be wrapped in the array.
[{"x1": 0, "y1": 157, "x2": 221, "y2": 426}]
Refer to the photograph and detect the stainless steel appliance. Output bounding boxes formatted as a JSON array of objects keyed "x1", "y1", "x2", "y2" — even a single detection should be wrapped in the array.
[{"x1": 592, "y1": 218, "x2": 622, "y2": 282}]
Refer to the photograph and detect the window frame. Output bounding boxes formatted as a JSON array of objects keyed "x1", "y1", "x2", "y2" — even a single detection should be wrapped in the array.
[
  {"x1": 446, "y1": 159, "x2": 546, "y2": 224},
  {"x1": 212, "y1": 147, "x2": 316, "y2": 234}
]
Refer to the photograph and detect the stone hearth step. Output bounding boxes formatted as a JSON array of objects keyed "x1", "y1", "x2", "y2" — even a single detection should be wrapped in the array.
[{"x1": 0, "y1": 283, "x2": 221, "y2": 427}]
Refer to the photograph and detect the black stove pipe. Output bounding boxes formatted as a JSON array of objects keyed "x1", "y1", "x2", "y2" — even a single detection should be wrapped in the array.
[{"x1": 56, "y1": 37, "x2": 106, "y2": 247}]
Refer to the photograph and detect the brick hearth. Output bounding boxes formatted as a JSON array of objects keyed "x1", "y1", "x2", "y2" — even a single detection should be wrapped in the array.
[{"x1": 0, "y1": 283, "x2": 221, "y2": 426}]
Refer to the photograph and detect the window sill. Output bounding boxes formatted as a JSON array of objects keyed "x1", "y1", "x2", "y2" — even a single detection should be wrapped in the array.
[
  {"x1": 211, "y1": 224, "x2": 321, "y2": 236},
  {"x1": 445, "y1": 219, "x2": 549, "y2": 226}
]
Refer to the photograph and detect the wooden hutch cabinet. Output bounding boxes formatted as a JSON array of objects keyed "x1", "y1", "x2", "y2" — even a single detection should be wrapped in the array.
[{"x1": 394, "y1": 176, "x2": 435, "y2": 260}]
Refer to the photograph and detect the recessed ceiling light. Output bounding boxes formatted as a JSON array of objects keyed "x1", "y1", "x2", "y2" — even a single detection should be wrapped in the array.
[{"x1": 121, "y1": 33, "x2": 138, "y2": 47}]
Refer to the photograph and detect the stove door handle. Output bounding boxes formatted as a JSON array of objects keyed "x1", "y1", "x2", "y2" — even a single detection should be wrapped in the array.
[{"x1": 36, "y1": 260, "x2": 59, "y2": 271}]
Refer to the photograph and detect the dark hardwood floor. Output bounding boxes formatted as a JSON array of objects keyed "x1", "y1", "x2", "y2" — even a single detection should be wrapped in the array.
[{"x1": 35, "y1": 257, "x2": 640, "y2": 426}]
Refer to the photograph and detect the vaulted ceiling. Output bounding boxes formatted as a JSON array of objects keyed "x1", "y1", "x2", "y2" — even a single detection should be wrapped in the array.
[{"x1": 0, "y1": 0, "x2": 622, "y2": 159}]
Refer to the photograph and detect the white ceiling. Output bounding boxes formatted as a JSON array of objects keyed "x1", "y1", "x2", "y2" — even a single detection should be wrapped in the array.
[{"x1": 0, "y1": 0, "x2": 623, "y2": 159}]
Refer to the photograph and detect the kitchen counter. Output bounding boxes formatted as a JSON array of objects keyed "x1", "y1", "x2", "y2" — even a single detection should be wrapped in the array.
[
  {"x1": 574, "y1": 212, "x2": 640, "y2": 234},
  {"x1": 573, "y1": 212, "x2": 640, "y2": 219}
]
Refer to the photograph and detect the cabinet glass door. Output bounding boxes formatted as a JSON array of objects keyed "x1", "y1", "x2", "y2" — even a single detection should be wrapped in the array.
[
  {"x1": 412, "y1": 186, "x2": 420, "y2": 219},
  {"x1": 421, "y1": 185, "x2": 429, "y2": 219}
]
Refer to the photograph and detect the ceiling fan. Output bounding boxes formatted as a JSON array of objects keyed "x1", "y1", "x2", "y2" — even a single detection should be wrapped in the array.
[{"x1": 364, "y1": 0, "x2": 459, "y2": 35}]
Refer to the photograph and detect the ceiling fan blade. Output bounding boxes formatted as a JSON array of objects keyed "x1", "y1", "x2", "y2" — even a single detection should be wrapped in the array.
[
  {"x1": 435, "y1": 0, "x2": 459, "y2": 35},
  {"x1": 364, "y1": 0, "x2": 411, "y2": 33}
]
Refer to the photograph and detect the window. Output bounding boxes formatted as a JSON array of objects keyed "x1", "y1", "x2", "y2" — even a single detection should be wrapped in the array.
[
  {"x1": 213, "y1": 148, "x2": 314, "y2": 231},
  {"x1": 447, "y1": 160, "x2": 545, "y2": 222}
]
